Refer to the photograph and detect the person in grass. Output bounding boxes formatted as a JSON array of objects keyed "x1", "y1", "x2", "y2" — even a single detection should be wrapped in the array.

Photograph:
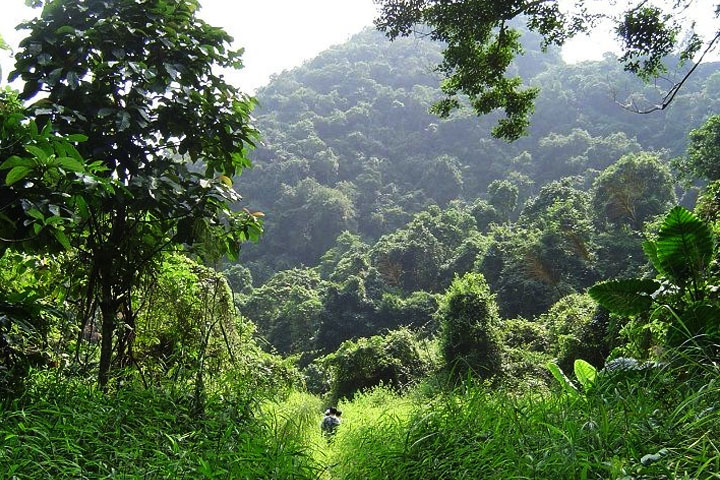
[{"x1": 321, "y1": 407, "x2": 342, "y2": 436}]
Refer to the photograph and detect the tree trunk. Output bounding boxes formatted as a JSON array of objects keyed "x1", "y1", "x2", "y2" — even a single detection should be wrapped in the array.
[{"x1": 98, "y1": 278, "x2": 116, "y2": 390}]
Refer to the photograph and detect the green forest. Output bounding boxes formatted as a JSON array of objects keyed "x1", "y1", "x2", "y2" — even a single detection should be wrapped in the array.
[{"x1": 1, "y1": 0, "x2": 720, "y2": 478}]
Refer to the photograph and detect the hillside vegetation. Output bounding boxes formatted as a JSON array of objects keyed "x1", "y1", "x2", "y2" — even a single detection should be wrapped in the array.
[{"x1": 2, "y1": 3, "x2": 720, "y2": 479}]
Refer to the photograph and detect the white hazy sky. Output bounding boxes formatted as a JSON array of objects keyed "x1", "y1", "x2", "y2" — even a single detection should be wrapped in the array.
[
  {"x1": 5, "y1": 0, "x2": 714, "y2": 93},
  {"x1": 0, "y1": 0, "x2": 626, "y2": 93}
]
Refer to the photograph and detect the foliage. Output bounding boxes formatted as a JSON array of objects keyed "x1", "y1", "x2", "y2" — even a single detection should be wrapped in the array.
[
  {"x1": 541, "y1": 294, "x2": 610, "y2": 373},
  {"x1": 696, "y1": 180, "x2": 720, "y2": 237},
  {"x1": 437, "y1": 273, "x2": 502, "y2": 378},
  {"x1": 237, "y1": 27, "x2": 715, "y2": 277},
  {"x1": 0, "y1": 88, "x2": 108, "y2": 254},
  {"x1": 487, "y1": 179, "x2": 518, "y2": 220},
  {"x1": 592, "y1": 152, "x2": 676, "y2": 230},
  {"x1": 676, "y1": 114, "x2": 720, "y2": 182},
  {"x1": 9, "y1": 0, "x2": 262, "y2": 387},
  {"x1": 239, "y1": 268, "x2": 326, "y2": 355},
  {"x1": 375, "y1": 0, "x2": 716, "y2": 139},
  {"x1": 0, "y1": 251, "x2": 70, "y2": 399},
  {"x1": 590, "y1": 206, "x2": 719, "y2": 352},
  {"x1": 323, "y1": 328, "x2": 433, "y2": 400}
]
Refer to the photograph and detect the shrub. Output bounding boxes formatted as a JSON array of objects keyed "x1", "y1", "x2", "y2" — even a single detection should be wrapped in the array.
[
  {"x1": 541, "y1": 293, "x2": 610, "y2": 373},
  {"x1": 326, "y1": 328, "x2": 431, "y2": 400},
  {"x1": 437, "y1": 273, "x2": 502, "y2": 378}
]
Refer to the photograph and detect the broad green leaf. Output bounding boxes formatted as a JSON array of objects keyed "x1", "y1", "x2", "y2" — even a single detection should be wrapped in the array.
[
  {"x1": 656, "y1": 206, "x2": 714, "y2": 284},
  {"x1": 53, "y1": 229, "x2": 71, "y2": 249},
  {"x1": 589, "y1": 278, "x2": 660, "y2": 316},
  {"x1": 5, "y1": 166, "x2": 32, "y2": 185},
  {"x1": 546, "y1": 362, "x2": 578, "y2": 398},
  {"x1": 642, "y1": 240, "x2": 667, "y2": 277},
  {"x1": 0, "y1": 155, "x2": 33, "y2": 170},
  {"x1": 25, "y1": 145, "x2": 49, "y2": 162},
  {"x1": 56, "y1": 157, "x2": 85, "y2": 172},
  {"x1": 574, "y1": 359, "x2": 597, "y2": 390}
]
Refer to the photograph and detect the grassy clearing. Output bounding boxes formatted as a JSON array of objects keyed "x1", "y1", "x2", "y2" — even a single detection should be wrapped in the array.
[
  {"x1": 0, "y1": 373, "x2": 319, "y2": 480},
  {"x1": 324, "y1": 362, "x2": 720, "y2": 479},
  {"x1": 2, "y1": 359, "x2": 719, "y2": 479}
]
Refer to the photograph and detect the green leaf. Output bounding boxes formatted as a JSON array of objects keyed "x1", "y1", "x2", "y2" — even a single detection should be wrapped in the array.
[
  {"x1": 642, "y1": 240, "x2": 667, "y2": 276},
  {"x1": 546, "y1": 362, "x2": 578, "y2": 398},
  {"x1": 55, "y1": 25, "x2": 77, "y2": 35},
  {"x1": 574, "y1": 359, "x2": 596, "y2": 390},
  {"x1": 66, "y1": 134, "x2": 88, "y2": 142},
  {"x1": 5, "y1": 166, "x2": 33, "y2": 186},
  {"x1": 53, "y1": 229, "x2": 71, "y2": 250},
  {"x1": 26, "y1": 208, "x2": 44, "y2": 221},
  {"x1": 25, "y1": 145, "x2": 49, "y2": 162},
  {"x1": 655, "y1": 206, "x2": 714, "y2": 284},
  {"x1": 66, "y1": 71, "x2": 80, "y2": 89},
  {"x1": 0, "y1": 156, "x2": 33, "y2": 170},
  {"x1": 588, "y1": 278, "x2": 660, "y2": 316},
  {"x1": 56, "y1": 157, "x2": 85, "y2": 172}
]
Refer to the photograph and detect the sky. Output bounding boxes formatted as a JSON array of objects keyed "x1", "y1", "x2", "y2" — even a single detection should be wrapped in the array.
[
  {"x1": 1, "y1": 0, "x2": 714, "y2": 94},
  {"x1": 0, "y1": 0, "x2": 623, "y2": 93}
]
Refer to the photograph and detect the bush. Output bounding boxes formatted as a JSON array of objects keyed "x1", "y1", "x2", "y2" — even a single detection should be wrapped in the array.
[
  {"x1": 437, "y1": 273, "x2": 502, "y2": 378},
  {"x1": 541, "y1": 293, "x2": 610, "y2": 373},
  {"x1": 376, "y1": 291, "x2": 440, "y2": 335},
  {"x1": 325, "y1": 328, "x2": 431, "y2": 400}
]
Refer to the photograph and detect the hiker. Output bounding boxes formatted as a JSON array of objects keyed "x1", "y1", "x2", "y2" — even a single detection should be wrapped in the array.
[{"x1": 321, "y1": 407, "x2": 342, "y2": 436}]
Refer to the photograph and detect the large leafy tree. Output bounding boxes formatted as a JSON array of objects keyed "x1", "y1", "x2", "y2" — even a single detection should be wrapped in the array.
[
  {"x1": 592, "y1": 152, "x2": 676, "y2": 230},
  {"x1": 9, "y1": 0, "x2": 262, "y2": 387},
  {"x1": 375, "y1": 0, "x2": 719, "y2": 140}
]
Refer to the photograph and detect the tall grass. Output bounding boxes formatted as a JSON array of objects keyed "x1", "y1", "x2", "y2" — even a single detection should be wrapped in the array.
[
  {"x1": 3, "y1": 350, "x2": 718, "y2": 479},
  {"x1": 327, "y1": 355, "x2": 720, "y2": 479},
  {"x1": 0, "y1": 372, "x2": 320, "y2": 479}
]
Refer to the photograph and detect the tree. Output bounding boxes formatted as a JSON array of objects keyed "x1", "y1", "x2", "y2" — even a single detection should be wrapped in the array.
[
  {"x1": 592, "y1": 153, "x2": 676, "y2": 230},
  {"x1": 375, "y1": 0, "x2": 719, "y2": 140},
  {"x1": 677, "y1": 115, "x2": 720, "y2": 182},
  {"x1": 9, "y1": 0, "x2": 262, "y2": 387},
  {"x1": 487, "y1": 179, "x2": 518, "y2": 220}
]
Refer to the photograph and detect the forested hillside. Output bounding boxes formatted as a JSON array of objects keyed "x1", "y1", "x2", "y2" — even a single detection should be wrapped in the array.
[
  {"x1": 236, "y1": 28, "x2": 719, "y2": 279},
  {"x1": 232, "y1": 28, "x2": 719, "y2": 362}
]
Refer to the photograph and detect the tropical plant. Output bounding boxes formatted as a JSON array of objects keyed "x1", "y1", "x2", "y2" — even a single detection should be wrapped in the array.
[{"x1": 589, "y1": 206, "x2": 718, "y2": 350}]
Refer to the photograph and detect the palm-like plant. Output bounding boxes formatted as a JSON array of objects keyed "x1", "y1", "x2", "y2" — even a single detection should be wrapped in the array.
[{"x1": 589, "y1": 206, "x2": 719, "y2": 346}]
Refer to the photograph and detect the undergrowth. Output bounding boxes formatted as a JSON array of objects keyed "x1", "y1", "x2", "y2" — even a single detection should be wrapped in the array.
[
  {"x1": 2, "y1": 351, "x2": 719, "y2": 479},
  {"x1": 326, "y1": 353, "x2": 720, "y2": 480},
  {"x1": 0, "y1": 372, "x2": 319, "y2": 480}
]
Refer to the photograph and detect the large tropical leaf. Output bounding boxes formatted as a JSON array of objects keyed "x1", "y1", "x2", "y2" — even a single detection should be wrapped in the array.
[
  {"x1": 546, "y1": 362, "x2": 578, "y2": 398},
  {"x1": 574, "y1": 359, "x2": 597, "y2": 391},
  {"x1": 655, "y1": 206, "x2": 714, "y2": 285},
  {"x1": 588, "y1": 278, "x2": 660, "y2": 316},
  {"x1": 642, "y1": 240, "x2": 667, "y2": 277}
]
